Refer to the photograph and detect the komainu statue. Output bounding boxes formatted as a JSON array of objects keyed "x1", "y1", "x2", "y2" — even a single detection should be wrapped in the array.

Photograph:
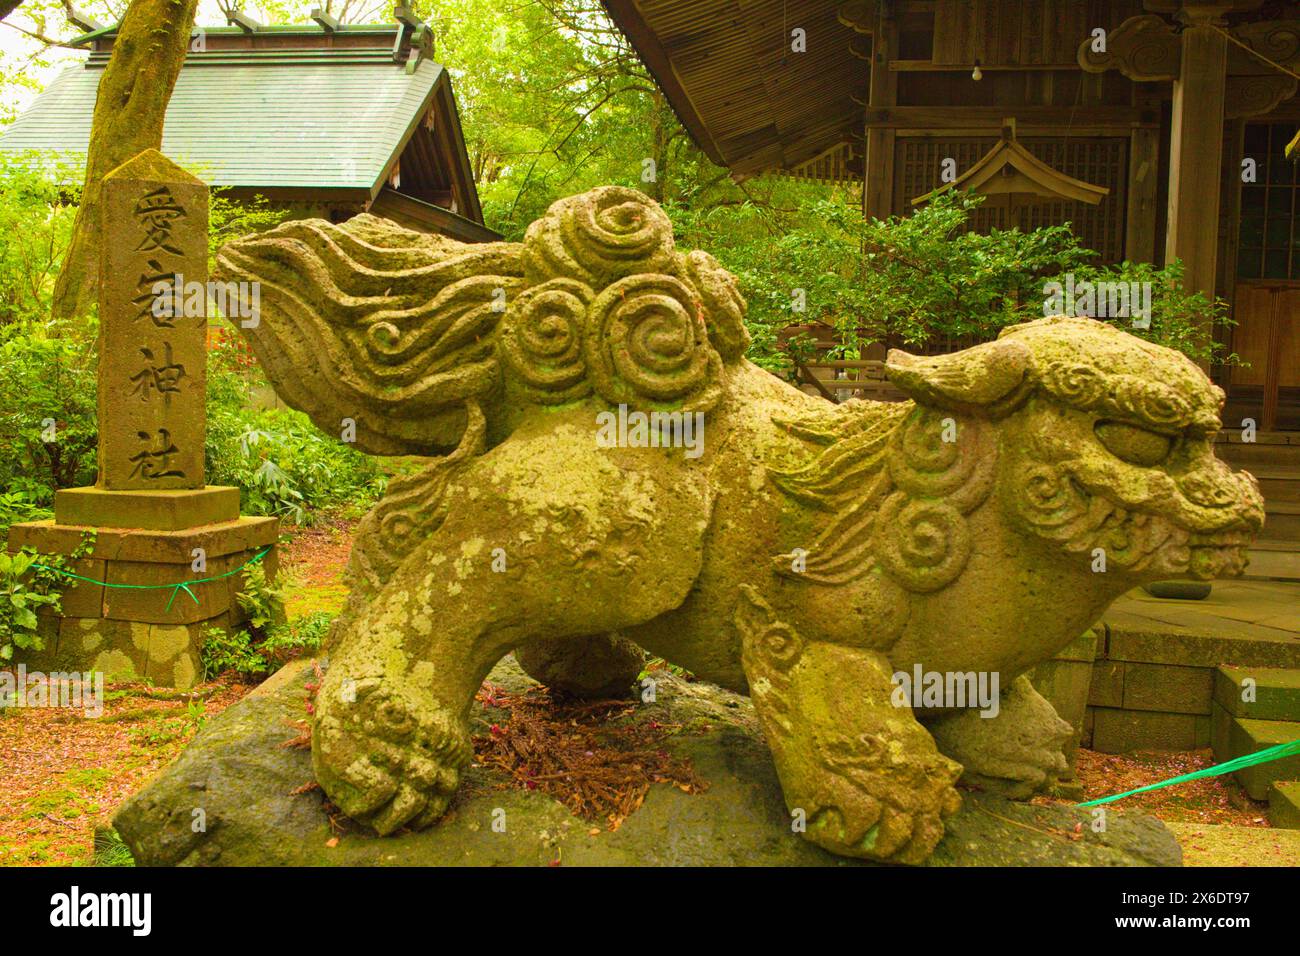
[{"x1": 216, "y1": 187, "x2": 1263, "y2": 863}]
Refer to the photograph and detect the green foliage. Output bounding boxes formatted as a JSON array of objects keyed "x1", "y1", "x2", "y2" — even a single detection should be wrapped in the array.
[
  {"x1": 401, "y1": 0, "x2": 712, "y2": 238},
  {"x1": 0, "y1": 491, "x2": 52, "y2": 548},
  {"x1": 0, "y1": 529, "x2": 94, "y2": 661},
  {"x1": 1078, "y1": 258, "x2": 1235, "y2": 366},
  {"x1": 200, "y1": 611, "x2": 334, "y2": 683},
  {"x1": 235, "y1": 560, "x2": 290, "y2": 635},
  {"x1": 208, "y1": 189, "x2": 290, "y2": 262},
  {"x1": 201, "y1": 559, "x2": 332, "y2": 682},
  {"x1": 90, "y1": 828, "x2": 137, "y2": 868},
  {"x1": 675, "y1": 189, "x2": 1235, "y2": 370},
  {"x1": 0, "y1": 549, "x2": 61, "y2": 662},
  {"x1": 198, "y1": 624, "x2": 267, "y2": 682},
  {"x1": 0, "y1": 151, "x2": 80, "y2": 325},
  {"x1": 206, "y1": 336, "x2": 387, "y2": 524},
  {"x1": 260, "y1": 610, "x2": 332, "y2": 662},
  {"x1": 0, "y1": 316, "x2": 99, "y2": 502}
]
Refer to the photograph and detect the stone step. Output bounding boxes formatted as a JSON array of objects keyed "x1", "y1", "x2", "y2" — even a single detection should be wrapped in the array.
[
  {"x1": 1214, "y1": 436, "x2": 1300, "y2": 471},
  {"x1": 1242, "y1": 546, "x2": 1300, "y2": 583},
  {"x1": 1209, "y1": 708, "x2": 1300, "y2": 800},
  {"x1": 1250, "y1": 503, "x2": 1300, "y2": 546},
  {"x1": 1252, "y1": 469, "x2": 1300, "y2": 505},
  {"x1": 1215, "y1": 665, "x2": 1300, "y2": 722},
  {"x1": 1166, "y1": 821, "x2": 1300, "y2": 865},
  {"x1": 1269, "y1": 780, "x2": 1300, "y2": 830}
]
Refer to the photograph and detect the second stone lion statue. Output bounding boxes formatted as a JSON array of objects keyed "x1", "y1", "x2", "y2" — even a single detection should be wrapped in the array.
[{"x1": 216, "y1": 186, "x2": 1263, "y2": 864}]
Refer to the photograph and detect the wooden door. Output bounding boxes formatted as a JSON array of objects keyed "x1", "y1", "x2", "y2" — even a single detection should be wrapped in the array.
[{"x1": 1230, "y1": 282, "x2": 1300, "y2": 431}]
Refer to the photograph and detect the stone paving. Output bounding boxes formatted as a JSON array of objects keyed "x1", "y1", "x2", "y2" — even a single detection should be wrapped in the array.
[
  {"x1": 1106, "y1": 581, "x2": 1299, "y2": 647},
  {"x1": 1166, "y1": 821, "x2": 1300, "y2": 867}
]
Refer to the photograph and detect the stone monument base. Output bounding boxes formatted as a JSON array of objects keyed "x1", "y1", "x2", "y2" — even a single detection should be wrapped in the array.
[
  {"x1": 112, "y1": 657, "x2": 1184, "y2": 866},
  {"x1": 8, "y1": 499, "x2": 278, "y2": 689},
  {"x1": 53, "y1": 486, "x2": 242, "y2": 531}
]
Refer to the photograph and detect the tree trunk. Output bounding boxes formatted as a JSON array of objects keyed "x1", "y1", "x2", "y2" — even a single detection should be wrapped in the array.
[
  {"x1": 650, "y1": 90, "x2": 666, "y2": 203},
  {"x1": 51, "y1": 0, "x2": 199, "y2": 319},
  {"x1": 0, "y1": 2, "x2": 25, "y2": 21}
]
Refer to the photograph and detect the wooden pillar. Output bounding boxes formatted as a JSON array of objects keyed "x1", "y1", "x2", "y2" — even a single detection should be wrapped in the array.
[
  {"x1": 1164, "y1": 4, "x2": 1230, "y2": 301},
  {"x1": 862, "y1": 10, "x2": 897, "y2": 220},
  {"x1": 1125, "y1": 126, "x2": 1160, "y2": 263}
]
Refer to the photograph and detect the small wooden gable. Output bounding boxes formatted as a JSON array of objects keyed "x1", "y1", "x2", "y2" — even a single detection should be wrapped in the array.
[{"x1": 0, "y1": 12, "x2": 498, "y2": 242}]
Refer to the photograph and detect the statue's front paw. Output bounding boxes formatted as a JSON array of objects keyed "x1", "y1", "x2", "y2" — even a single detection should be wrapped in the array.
[
  {"x1": 312, "y1": 675, "x2": 470, "y2": 835},
  {"x1": 795, "y1": 741, "x2": 962, "y2": 865}
]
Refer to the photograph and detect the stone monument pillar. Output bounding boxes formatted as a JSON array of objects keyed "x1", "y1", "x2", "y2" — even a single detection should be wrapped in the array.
[{"x1": 8, "y1": 149, "x2": 278, "y2": 688}]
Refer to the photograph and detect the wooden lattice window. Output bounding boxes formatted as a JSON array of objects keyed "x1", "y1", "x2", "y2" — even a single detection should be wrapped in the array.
[
  {"x1": 893, "y1": 137, "x2": 1129, "y2": 264},
  {"x1": 1238, "y1": 123, "x2": 1299, "y2": 280}
]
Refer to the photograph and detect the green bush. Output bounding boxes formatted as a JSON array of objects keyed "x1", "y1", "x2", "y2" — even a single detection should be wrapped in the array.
[
  {"x1": 672, "y1": 188, "x2": 1235, "y2": 370},
  {"x1": 0, "y1": 151, "x2": 79, "y2": 327},
  {"x1": 200, "y1": 612, "x2": 334, "y2": 683},
  {"x1": 201, "y1": 560, "x2": 334, "y2": 682},
  {"x1": 0, "y1": 317, "x2": 98, "y2": 504},
  {"x1": 198, "y1": 625, "x2": 268, "y2": 683},
  {"x1": 0, "y1": 491, "x2": 52, "y2": 547},
  {"x1": 0, "y1": 550, "x2": 61, "y2": 662},
  {"x1": 205, "y1": 336, "x2": 387, "y2": 524}
]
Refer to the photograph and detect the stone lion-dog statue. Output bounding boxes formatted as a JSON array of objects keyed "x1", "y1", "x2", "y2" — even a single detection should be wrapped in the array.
[{"x1": 216, "y1": 186, "x2": 1263, "y2": 864}]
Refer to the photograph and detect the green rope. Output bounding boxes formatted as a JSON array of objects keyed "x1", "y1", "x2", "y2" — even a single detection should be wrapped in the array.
[
  {"x1": 1077, "y1": 737, "x2": 1300, "y2": 808},
  {"x1": 31, "y1": 546, "x2": 272, "y2": 613}
]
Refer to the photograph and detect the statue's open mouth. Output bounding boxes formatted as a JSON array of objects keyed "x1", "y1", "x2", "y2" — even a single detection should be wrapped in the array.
[{"x1": 1177, "y1": 529, "x2": 1254, "y2": 580}]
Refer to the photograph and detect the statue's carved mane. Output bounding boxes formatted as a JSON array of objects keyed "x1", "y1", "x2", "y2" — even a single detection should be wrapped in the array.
[
  {"x1": 215, "y1": 187, "x2": 752, "y2": 460},
  {"x1": 767, "y1": 399, "x2": 995, "y2": 593}
]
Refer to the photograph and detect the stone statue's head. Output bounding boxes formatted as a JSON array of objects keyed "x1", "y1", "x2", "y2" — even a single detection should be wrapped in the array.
[{"x1": 884, "y1": 316, "x2": 1264, "y2": 582}]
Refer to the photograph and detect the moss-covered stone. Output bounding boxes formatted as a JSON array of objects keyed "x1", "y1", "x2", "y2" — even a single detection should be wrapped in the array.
[
  {"x1": 1215, "y1": 665, "x2": 1300, "y2": 721},
  {"x1": 8, "y1": 520, "x2": 276, "y2": 687},
  {"x1": 1220, "y1": 716, "x2": 1300, "y2": 800},
  {"x1": 1269, "y1": 780, "x2": 1300, "y2": 830},
  {"x1": 1121, "y1": 662, "x2": 1214, "y2": 715},
  {"x1": 53, "y1": 487, "x2": 239, "y2": 530},
  {"x1": 1091, "y1": 707, "x2": 1200, "y2": 753},
  {"x1": 113, "y1": 658, "x2": 1182, "y2": 867},
  {"x1": 210, "y1": 185, "x2": 1262, "y2": 864}
]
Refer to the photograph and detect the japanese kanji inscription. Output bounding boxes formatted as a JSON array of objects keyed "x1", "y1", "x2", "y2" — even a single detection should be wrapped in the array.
[{"x1": 98, "y1": 151, "x2": 209, "y2": 490}]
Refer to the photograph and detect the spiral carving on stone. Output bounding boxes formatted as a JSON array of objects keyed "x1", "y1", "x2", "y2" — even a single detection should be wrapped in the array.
[
  {"x1": 1010, "y1": 461, "x2": 1095, "y2": 544},
  {"x1": 522, "y1": 186, "x2": 676, "y2": 286},
  {"x1": 1110, "y1": 377, "x2": 1189, "y2": 427},
  {"x1": 584, "y1": 273, "x2": 723, "y2": 413},
  {"x1": 888, "y1": 407, "x2": 994, "y2": 513},
  {"x1": 868, "y1": 407, "x2": 995, "y2": 592},
  {"x1": 1041, "y1": 361, "x2": 1190, "y2": 428},
  {"x1": 680, "y1": 249, "x2": 750, "y2": 360},
  {"x1": 500, "y1": 278, "x2": 594, "y2": 404},
  {"x1": 1040, "y1": 361, "x2": 1106, "y2": 408},
  {"x1": 875, "y1": 492, "x2": 971, "y2": 594}
]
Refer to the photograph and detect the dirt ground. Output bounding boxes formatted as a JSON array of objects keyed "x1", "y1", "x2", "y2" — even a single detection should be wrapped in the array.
[{"x1": 1068, "y1": 748, "x2": 1272, "y2": 828}]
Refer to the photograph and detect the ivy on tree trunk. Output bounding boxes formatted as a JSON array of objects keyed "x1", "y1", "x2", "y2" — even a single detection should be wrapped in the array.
[{"x1": 51, "y1": 0, "x2": 199, "y2": 319}]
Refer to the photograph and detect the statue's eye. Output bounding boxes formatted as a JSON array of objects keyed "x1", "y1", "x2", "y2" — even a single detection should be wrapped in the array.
[{"x1": 1095, "y1": 421, "x2": 1173, "y2": 467}]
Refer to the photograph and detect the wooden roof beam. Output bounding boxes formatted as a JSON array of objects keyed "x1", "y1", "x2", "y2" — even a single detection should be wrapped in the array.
[
  {"x1": 310, "y1": 9, "x2": 341, "y2": 32},
  {"x1": 226, "y1": 11, "x2": 261, "y2": 34},
  {"x1": 600, "y1": 0, "x2": 726, "y2": 166},
  {"x1": 68, "y1": 8, "x2": 105, "y2": 33},
  {"x1": 395, "y1": 6, "x2": 425, "y2": 30}
]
